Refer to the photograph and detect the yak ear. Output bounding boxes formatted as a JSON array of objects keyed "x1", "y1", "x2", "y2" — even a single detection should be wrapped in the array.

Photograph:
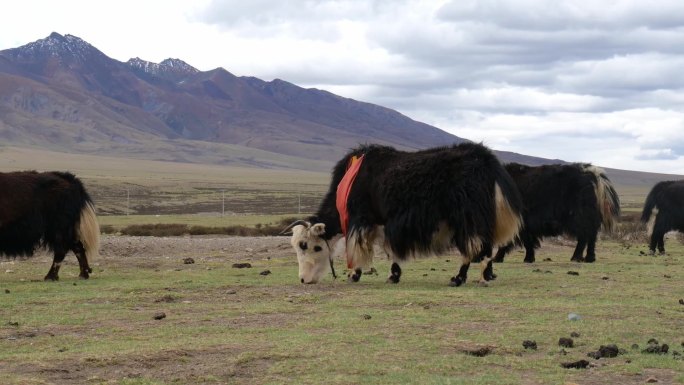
[{"x1": 310, "y1": 223, "x2": 326, "y2": 237}]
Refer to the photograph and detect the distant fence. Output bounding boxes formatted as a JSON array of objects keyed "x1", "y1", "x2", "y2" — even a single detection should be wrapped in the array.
[{"x1": 91, "y1": 188, "x2": 325, "y2": 216}]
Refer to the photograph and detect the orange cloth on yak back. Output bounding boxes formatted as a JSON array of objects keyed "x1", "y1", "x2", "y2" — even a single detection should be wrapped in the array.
[
  {"x1": 336, "y1": 154, "x2": 365, "y2": 268},
  {"x1": 336, "y1": 154, "x2": 365, "y2": 236}
]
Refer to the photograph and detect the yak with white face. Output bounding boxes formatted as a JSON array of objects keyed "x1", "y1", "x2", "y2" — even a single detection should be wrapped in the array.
[
  {"x1": 285, "y1": 142, "x2": 523, "y2": 286},
  {"x1": 290, "y1": 222, "x2": 339, "y2": 284}
]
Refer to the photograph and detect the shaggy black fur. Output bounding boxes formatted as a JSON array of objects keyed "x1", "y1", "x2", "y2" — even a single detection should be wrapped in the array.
[
  {"x1": 641, "y1": 180, "x2": 684, "y2": 254},
  {"x1": 310, "y1": 142, "x2": 522, "y2": 284},
  {"x1": 493, "y1": 163, "x2": 620, "y2": 263},
  {"x1": 0, "y1": 171, "x2": 96, "y2": 280}
]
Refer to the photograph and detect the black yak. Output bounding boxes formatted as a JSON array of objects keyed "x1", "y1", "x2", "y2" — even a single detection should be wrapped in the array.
[
  {"x1": 285, "y1": 142, "x2": 523, "y2": 286},
  {"x1": 0, "y1": 171, "x2": 100, "y2": 280},
  {"x1": 492, "y1": 163, "x2": 620, "y2": 263},
  {"x1": 641, "y1": 180, "x2": 684, "y2": 255}
]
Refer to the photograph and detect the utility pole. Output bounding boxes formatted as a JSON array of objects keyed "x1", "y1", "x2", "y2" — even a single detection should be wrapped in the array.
[
  {"x1": 126, "y1": 188, "x2": 130, "y2": 216},
  {"x1": 222, "y1": 190, "x2": 225, "y2": 217}
]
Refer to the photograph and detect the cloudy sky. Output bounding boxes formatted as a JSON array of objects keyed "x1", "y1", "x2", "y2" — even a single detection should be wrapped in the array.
[{"x1": 2, "y1": 0, "x2": 684, "y2": 174}]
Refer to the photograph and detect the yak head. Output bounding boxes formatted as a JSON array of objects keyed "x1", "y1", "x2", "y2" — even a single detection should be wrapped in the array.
[{"x1": 284, "y1": 221, "x2": 344, "y2": 284}]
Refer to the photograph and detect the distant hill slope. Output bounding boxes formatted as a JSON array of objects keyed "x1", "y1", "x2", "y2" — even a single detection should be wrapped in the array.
[{"x1": 0, "y1": 32, "x2": 466, "y2": 164}]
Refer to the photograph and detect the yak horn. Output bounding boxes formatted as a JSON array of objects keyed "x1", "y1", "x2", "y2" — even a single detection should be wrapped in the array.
[{"x1": 279, "y1": 220, "x2": 310, "y2": 235}]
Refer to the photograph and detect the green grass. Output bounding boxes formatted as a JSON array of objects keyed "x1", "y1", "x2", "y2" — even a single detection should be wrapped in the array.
[{"x1": 1, "y1": 240, "x2": 682, "y2": 384}]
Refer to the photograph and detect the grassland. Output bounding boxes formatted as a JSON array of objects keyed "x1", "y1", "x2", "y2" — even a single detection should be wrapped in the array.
[{"x1": 1, "y1": 237, "x2": 683, "y2": 385}]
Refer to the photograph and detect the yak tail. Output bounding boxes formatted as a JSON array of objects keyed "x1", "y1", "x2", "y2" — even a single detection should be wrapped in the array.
[
  {"x1": 640, "y1": 181, "x2": 672, "y2": 224},
  {"x1": 78, "y1": 201, "x2": 100, "y2": 263},
  {"x1": 586, "y1": 166, "x2": 621, "y2": 232},
  {"x1": 493, "y1": 168, "x2": 523, "y2": 247}
]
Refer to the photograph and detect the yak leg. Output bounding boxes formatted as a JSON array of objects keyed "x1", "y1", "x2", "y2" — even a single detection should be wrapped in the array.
[
  {"x1": 584, "y1": 232, "x2": 597, "y2": 263},
  {"x1": 44, "y1": 249, "x2": 67, "y2": 281},
  {"x1": 522, "y1": 237, "x2": 536, "y2": 263},
  {"x1": 648, "y1": 217, "x2": 668, "y2": 255},
  {"x1": 72, "y1": 241, "x2": 92, "y2": 279},
  {"x1": 570, "y1": 238, "x2": 587, "y2": 262},
  {"x1": 493, "y1": 242, "x2": 514, "y2": 263},
  {"x1": 477, "y1": 244, "x2": 496, "y2": 281},
  {"x1": 449, "y1": 255, "x2": 470, "y2": 287},
  {"x1": 386, "y1": 261, "x2": 402, "y2": 284}
]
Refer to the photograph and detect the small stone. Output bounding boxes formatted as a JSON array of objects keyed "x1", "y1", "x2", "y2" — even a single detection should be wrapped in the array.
[
  {"x1": 646, "y1": 377, "x2": 658, "y2": 383},
  {"x1": 260, "y1": 270, "x2": 271, "y2": 276},
  {"x1": 568, "y1": 313, "x2": 581, "y2": 321},
  {"x1": 227, "y1": 289, "x2": 237, "y2": 295},
  {"x1": 153, "y1": 312, "x2": 166, "y2": 320},
  {"x1": 559, "y1": 337, "x2": 574, "y2": 348},
  {"x1": 183, "y1": 257, "x2": 195, "y2": 264},
  {"x1": 232, "y1": 263, "x2": 252, "y2": 269},
  {"x1": 567, "y1": 271, "x2": 579, "y2": 276},
  {"x1": 362, "y1": 314, "x2": 372, "y2": 320},
  {"x1": 570, "y1": 332, "x2": 580, "y2": 338},
  {"x1": 5, "y1": 270, "x2": 13, "y2": 274},
  {"x1": 522, "y1": 340, "x2": 537, "y2": 350}
]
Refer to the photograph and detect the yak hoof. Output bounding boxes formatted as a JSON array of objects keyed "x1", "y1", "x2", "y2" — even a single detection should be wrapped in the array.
[
  {"x1": 486, "y1": 272, "x2": 497, "y2": 281},
  {"x1": 87, "y1": 267, "x2": 93, "y2": 273},
  {"x1": 583, "y1": 257, "x2": 596, "y2": 263},
  {"x1": 449, "y1": 276, "x2": 466, "y2": 287},
  {"x1": 386, "y1": 275, "x2": 400, "y2": 284},
  {"x1": 44, "y1": 275, "x2": 58, "y2": 282},
  {"x1": 523, "y1": 258, "x2": 535, "y2": 263}
]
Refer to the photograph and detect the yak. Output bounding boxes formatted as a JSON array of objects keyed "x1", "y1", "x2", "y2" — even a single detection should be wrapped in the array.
[
  {"x1": 492, "y1": 163, "x2": 620, "y2": 263},
  {"x1": 641, "y1": 180, "x2": 684, "y2": 255},
  {"x1": 0, "y1": 171, "x2": 100, "y2": 280},
  {"x1": 285, "y1": 142, "x2": 523, "y2": 286}
]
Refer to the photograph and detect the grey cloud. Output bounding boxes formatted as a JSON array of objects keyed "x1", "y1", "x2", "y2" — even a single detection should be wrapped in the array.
[{"x1": 437, "y1": 0, "x2": 684, "y2": 31}]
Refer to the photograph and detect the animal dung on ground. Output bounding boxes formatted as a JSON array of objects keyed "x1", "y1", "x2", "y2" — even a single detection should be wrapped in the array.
[
  {"x1": 559, "y1": 337, "x2": 574, "y2": 348},
  {"x1": 260, "y1": 270, "x2": 271, "y2": 276},
  {"x1": 642, "y1": 341, "x2": 669, "y2": 354},
  {"x1": 570, "y1": 332, "x2": 580, "y2": 338},
  {"x1": 232, "y1": 263, "x2": 252, "y2": 269},
  {"x1": 522, "y1": 340, "x2": 537, "y2": 350},
  {"x1": 153, "y1": 312, "x2": 167, "y2": 320},
  {"x1": 4, "y1": 289, "x2": 9, "y2": 294},
  {"x1": 560, "y1": 360, "x2": 590, "y2": 369},
  {"x1": 362, "y1": 314, "x2": 372, "y2": 320},
  {"x1": 567, "y1": 271, "x2": 580, "y2": 276},
  {"x1": 679, "y1": 299, "x2": 684, "y2": 305},
  {"x1": 587, "y1": 344, "x2": 620, "y2": 359},
  {"x1": 464, "y1": 347, "x2": 492, "y2": 357},
  {"x1": 183, "y1": 257, "x2": 195, "y2": 264}
]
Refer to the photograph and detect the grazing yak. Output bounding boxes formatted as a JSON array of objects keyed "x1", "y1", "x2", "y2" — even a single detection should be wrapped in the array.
[
  {"x1": 641, "y1": 180, "x2": 684, "y2": 255},
  {"x1": 285, "y1": 142, "x2": 523, "y2": 286},
  {"x1": 492, "y1": 163, "x2": 620, "y2": 263},
  {"x1": 0, "y1": 171, "x2": 100, "y2": 280}
]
